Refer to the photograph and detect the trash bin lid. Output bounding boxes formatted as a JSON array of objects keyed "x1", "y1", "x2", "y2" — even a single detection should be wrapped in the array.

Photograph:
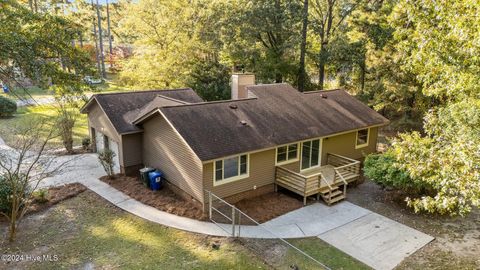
[{"x1": 140, "y1": 167, "x2": 155, "y2": 173}]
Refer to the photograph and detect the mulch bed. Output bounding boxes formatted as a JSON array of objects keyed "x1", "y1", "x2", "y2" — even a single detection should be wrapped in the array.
[
  {"x1": 0, "y1": 183, "x2": 87, "y2": 222},
  {"x1": 234, "y1": 191, "x2": 304, "y2": 223},
  {"x1": 100, "y1": 174, "x2": 206, "y2": 220},
  {"x1": 28, "y1": 183, "x2": 87, "y2": 214}
]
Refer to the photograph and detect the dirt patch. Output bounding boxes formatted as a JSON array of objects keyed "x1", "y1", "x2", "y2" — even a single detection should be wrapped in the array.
[
  {"x1": 347, "y1": 179, "x2": 480, "y2": 269},
  {"x1": 28, "y1": 183, "x2": 87, "y2": 214},
  {"x1": 234, "y1": 191, "x2": 303, "y2": 223},
  {"x1": 100, "y1": 174, "x2": 205, "y2": 220}
]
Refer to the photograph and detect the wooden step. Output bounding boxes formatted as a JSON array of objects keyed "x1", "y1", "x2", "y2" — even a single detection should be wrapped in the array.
[
  {"x1": 328, "y1": 194, "x2": 346, "y2": 204},
  {"x1": 321, "y1": 190, "x2": 343, "y2": 198},
  {"x1": 319, "y1": 186, "x2": 339, "y2": 195}
]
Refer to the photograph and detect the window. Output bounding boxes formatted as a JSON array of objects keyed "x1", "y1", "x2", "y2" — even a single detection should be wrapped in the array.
[
  {"x1": 356, "y1": 129, "x2": 369, "y2": 148},
  {"x1": 214, "y1": 154, "x2": 249, "y2": 184},
  {"x1": 276, "y1": 143, "x2": 298, "y2": 164},
  {"x1": 301, "y1": 139, "x2": 320, "y2": 170}
]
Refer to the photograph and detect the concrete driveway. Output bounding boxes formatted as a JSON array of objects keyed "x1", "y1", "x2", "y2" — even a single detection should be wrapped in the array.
[{"x1": 263, "y1": 202, "x2": 434, "y2": 270}]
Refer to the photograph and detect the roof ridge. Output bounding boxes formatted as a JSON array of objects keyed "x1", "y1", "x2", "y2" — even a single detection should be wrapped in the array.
[
  {"x1": 93, "y1": 88, "x2": 193, "y2": 97},
  {"x1": 156, "y1": 94, "x2": 190, "y2": 104},
  {"x1": 303, "y1": 89, "x2": 344, "y2": 94},
  {"x1": 160, "y1": 97, "x2": 258, "y2": 109}
]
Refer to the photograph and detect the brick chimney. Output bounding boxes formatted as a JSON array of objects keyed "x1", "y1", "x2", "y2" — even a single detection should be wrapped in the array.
[{"x1": 231, "y1": 74, "x2": 255, "y2": 100}]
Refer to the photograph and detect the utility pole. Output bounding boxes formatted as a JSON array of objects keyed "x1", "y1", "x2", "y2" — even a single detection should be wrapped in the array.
[{"x1": 95, "y1": 0, "x2": 106, "y2": 78}]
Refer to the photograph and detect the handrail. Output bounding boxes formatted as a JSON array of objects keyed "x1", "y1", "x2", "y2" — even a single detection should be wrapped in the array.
[
  {"x1": 334, "y1": 162, "x2": 359, "y2": 170},
  {"x1": 319, "y1": 173, "x2": 333, "y2": 190},
  {"x1": 327, "y1": 153, "x2": 359, "y2": 163},
  {"x1": 334, "y1": 168, "x2": 348, "y2": 186}
]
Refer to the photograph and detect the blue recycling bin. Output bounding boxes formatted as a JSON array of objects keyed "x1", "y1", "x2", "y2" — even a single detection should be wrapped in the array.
[
  {"x1": 148, "y1": 170, "x2": 163, "y2": 191},
  {"x1": 2, "y1": 85, "x2": 9, "y2": 93}
]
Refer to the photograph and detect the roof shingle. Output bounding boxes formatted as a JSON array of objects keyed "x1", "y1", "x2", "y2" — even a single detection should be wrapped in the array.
[{"x1": 158, "y1": 84, "x2": 389, "y2": 161}]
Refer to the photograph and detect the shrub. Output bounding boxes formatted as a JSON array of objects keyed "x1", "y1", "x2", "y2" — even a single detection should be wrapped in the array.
[
  {"x1": 98, "y1": 149, "x2": 116, "y2": 177},
  {"x1": 32, "y1": 189, "x2": 49, "y2": 203},
  {"x1": 0, "y1": 95, "x2": 17, "y2": 117},
  {"x1": 82, "y1": 137, "x2": 91, "y2": 150},
  {"x1": 363, "y1": 152, "x2": 430, "y2": 195},
  {"x1": 0, "y1": 175, "x2": 29, "y2": 214}
]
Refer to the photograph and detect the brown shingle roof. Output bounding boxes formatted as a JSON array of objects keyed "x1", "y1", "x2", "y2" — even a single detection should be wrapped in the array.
[
  {"x1": 157, "y1": 84, "x2": 389, "y2": 161},
  {"x1": 83, "y1": 89, "x2": 203, "y2": 134}
]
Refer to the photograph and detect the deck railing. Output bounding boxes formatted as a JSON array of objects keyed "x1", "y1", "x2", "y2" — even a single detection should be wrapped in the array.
[
  {"x1": 275, "y1": 153, "x2": 361, "y2": 205},
  {"x1": 327, "y1": 153, "x2": 361, "y2": 183}
]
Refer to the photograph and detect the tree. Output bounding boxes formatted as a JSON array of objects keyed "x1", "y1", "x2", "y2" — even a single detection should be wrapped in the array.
[
  {"x1": 366, "y1": 0, "x2": 480, "y2": 216},
  {"x1": 0, "y1": 0, "x2": 93, "y2": 99},
  {"x1": 220, "y1": 0, "x2": 302, "y2": 83},
  {"x1": 309, "y1": 0, "x2": 361, "y2": 89},
  {"x1": 0, "y1": 118, "x2": 71, "y2": 242},
  {"x1": 297, "y1": 0, "x2": 309, "y2": 92},
  {"x1": 186, "y1": 60, "x2": 230, "y2": 101},
  {"x1": 116, "y1": 0, "x2": 198, "y2": 88}
]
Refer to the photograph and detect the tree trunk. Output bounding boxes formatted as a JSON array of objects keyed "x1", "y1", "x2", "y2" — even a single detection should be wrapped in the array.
[
  {"x1": 318, "y1": 41, "x2": 327, "y2": 90},
  {"x1": 106, "y1": 0, "x2": 113, "y2": 55},
  {"x1": 360, "y1": 60, "x2": 366, "y2": 93},
  {"x1": 96, "y1": 0, "x2": 106, "y2": 78},
  {"x1": 298, "y1": 0, "x2": 309, "y2": 92},
  {"x1": 318, "y1": 63, "x2": 325, "y2": 90},
  {"x1": 91, "y1": 0, "x2": 101, "y2": 77}
]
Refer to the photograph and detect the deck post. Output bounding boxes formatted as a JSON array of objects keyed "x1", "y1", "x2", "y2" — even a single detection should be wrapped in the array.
[{"x1": 303, "y1": 196, "x2": 307, "y2": 206}]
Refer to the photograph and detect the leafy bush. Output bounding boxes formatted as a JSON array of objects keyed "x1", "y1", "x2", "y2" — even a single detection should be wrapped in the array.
[
  {"x1": 82, "y1": 137, "x2": 91, "y2": 150},
  {"x1": 32, "y1": 189, "x2": 49, "y2": 203},
  {"x1": 0, "y1": 95, "x2": 17, "y2": 117},
  {"x1": 364, "y1": 152, "x2": 430, "y2": 195},
  {"x1": 98, "y1": 149, "x2": 116, "y2": 177},
  {"x1": 0, "y1": 175, "x2": 29, "y2": 214}
]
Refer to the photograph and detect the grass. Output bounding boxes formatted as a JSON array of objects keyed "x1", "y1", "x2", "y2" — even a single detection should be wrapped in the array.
[
  {"x1": 0, "y1": 105, "x2": 88, "y2": 148},
  {"x1": 286, "y1": 238, "x2": 371, "y2": 270},
  {"x1": 1, "y1": 191, "x2": 268, "y2": 270}
]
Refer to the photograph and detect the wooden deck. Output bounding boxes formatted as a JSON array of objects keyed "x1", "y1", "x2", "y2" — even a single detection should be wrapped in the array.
[{"x1": 275, "y1": 153, "x2": 361, "y2": 205}]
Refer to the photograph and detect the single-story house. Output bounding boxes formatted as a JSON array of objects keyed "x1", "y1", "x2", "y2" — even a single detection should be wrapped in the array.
[{"x1": 81, "y1": 74, "x2": 389, "y2": 207}]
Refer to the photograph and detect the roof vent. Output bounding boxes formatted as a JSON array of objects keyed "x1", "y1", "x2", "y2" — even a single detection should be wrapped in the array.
[
  {"x1": 320, "y1": 94, "x2": 328, "y2": 99},
  {"x1": 240, "y1": 120, "x2": 247, "y2": 126},
  {"x1": 229, "y1": 104, "x2": 238, "y2": 109}
]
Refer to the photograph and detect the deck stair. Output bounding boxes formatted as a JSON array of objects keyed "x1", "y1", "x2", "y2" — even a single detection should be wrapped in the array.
[
  {"x1": 275, "y1": 153, "x2": 359, "y2": 206},
  {"x1": 319, "y1": 186, "x2": 346, "y2": 205}
]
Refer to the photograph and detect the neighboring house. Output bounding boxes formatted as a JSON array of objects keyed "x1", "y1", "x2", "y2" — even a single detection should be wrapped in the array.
[{"x1": 81, "y1": 74, "x2": 389, "y2": 207}]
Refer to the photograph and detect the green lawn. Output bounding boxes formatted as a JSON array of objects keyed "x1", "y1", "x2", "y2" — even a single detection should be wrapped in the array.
[
  {"x1": 0, "y1": 105, "x2": 88, "y2": 148},
  {"x1": 286, "y1": 238, "x2": 371, "y2": 270},
  {"x1": 0, "y1": 190, "x2": 371, "y2": 270},
  {"x1": 1, "y1": 191, "x2": 268, "y2": 270}
]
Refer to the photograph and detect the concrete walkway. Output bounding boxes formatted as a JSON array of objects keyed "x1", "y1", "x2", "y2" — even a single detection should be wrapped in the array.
[{"x1": 32, "y1": 152, "x2": 432, "y2": 269}]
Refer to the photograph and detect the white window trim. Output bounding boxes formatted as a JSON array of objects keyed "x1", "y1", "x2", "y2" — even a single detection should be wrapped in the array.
[
  {"x1": 275, "y1": 143, "x2": 300, "y2": 166},
  {"x1": 355, "y1": 128, "x2": 370, "y2": 149},
  {"x1": 213, "y1": 154, "x2": 250, "y2": 186},
  {"x1": 300, "y1": 138, "x2": 323, "y2": 172}
]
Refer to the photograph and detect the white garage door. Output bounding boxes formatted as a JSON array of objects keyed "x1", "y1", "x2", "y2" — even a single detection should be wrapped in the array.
[
  {"x1": 108, "y1": 137, "x2": 121, "y2": 174},
  {"x1": 95, "y1": 130, "x2": 104, "y2": 151},
  {"x1": 94, "y1": 129, "x2": 121, "y2": 174}
]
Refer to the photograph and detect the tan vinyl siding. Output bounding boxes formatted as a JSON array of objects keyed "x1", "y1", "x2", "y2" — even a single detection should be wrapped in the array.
[
  {"x1": 142, "y1": 114, "x2": 204, "y2": 202},
  {"x1": 203, "y1": 149, "x2": 276, "y2": 198},
  {"x1": 321, "y1": 127, "x2": 378, "y2": 164},
  {"x1": 87, "y1": 101, "x2": 120, "y2": 142},
  {"x1": 121, "y1": 133, "x2": 143, "y2": 167}
]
